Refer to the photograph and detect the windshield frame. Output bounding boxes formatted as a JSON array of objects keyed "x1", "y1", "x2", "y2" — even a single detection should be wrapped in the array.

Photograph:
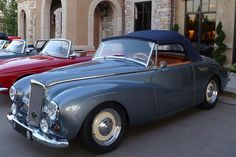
[
  {"x1": 92, "y1": 38, "x2": 155, "y2": 67},
  {"x1": 41, "y1": 39, "x2": 72, "y2": 58},
  {"x1": 0, "y1": 40, "x2": 7, "y2": 49},
  {"x1": 6, "y1": 39, "x2": 26, "y2": 53}
]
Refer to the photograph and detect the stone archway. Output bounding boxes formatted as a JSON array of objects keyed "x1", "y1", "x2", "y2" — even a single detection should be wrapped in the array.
[
  {"x1": 88, "y1": 0, "x2": 122, "y2": 48},
  {"x1": 41, "y1": 0, "x2": 67, "y2": 39},
  {"x1": 19, "y1": 10, "x2": 27, "y2": 40}
]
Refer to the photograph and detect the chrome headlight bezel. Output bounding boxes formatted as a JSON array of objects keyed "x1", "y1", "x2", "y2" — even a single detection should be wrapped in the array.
[
  {"x1": 11, "y1": 103, "x2": 17, "y2": 115},
  {"x1": 9, "y1": 86, "x2": 18, "y2": 102},
  {"x1": 43, "y1": 101, "x2": 59, "y2": 121},
  {"x1": 40, "y1": 119, "x2": 49, "y2": 133}
]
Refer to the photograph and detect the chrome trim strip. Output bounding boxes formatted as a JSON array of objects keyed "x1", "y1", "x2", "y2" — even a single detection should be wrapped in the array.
[
  {"x1": 146, "y1": 43, "x2": 155, "y2": 68},
  {"x1": 0, "y1": 40, "x2": 6, "y2": 49},
  {"x1": 0, "y1": 87, "x2": 8, "y2": 92},
  {"x1": 47, "y1": 69, "x2": 154, "y2": 87},
  {"x1": 21, "y1": 40, "x2": 26, "y2": 54},
  {"x1": 7, "y1": 114, "x2": 69, "y2": 148}
]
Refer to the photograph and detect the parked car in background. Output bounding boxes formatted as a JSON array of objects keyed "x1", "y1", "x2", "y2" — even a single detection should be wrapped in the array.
[
  {"x1": 0, "y1": 32, "x2": 9, "y2": 40},
  {"x1": 7, "y1": 30, "x2": 229, "y2": 153},
  {"x1": 0, "y1": 39, "x2": 93, "y2": 93},
  {"x1": 7, "y1": 35, "x2": 21, "y2": 42},
  {"x1": 0, "y1": 39, "x2": 47, "y2": 60}
]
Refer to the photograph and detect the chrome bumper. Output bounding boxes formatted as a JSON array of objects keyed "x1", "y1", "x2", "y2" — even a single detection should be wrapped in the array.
[
  {"x1": 7, "y1": 114, "x2": 69, "y2": 148},
  {"x1": 0, "y1": 87, "x2": 8, "y2": 92}
]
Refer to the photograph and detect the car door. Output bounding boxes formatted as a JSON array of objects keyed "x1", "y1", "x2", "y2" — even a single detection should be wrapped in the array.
[
  {"x1": 152, "y1": 64, "x2": 194, "y2": 116},
  {"x1": 151, "y1": 62, "x2": 194, "y2": 117}
]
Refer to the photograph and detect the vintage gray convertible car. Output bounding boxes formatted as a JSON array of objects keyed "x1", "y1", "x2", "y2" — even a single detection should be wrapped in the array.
[{"x1": 7, "y1": 30, "x2": 229, "y2": 153}]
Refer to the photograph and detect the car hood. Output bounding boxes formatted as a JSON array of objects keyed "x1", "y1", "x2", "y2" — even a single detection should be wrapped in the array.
[
  {"x1": 0, "y1": 55, "x2": 58, "y2": 73},
  {"x1": 33, "y1": 58, "x2": 144, "y2": 87}
]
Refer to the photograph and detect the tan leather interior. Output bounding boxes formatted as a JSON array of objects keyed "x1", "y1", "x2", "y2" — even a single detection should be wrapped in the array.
[
  {"x1": 75, "y1": 50, "x2": 95, "y2": 57},
  {"x1": 152, "y1": 53, "x2": 191, "y2": 67}
]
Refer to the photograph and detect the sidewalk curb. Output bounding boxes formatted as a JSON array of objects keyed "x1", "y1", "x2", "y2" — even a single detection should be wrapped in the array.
[{"x1": 222, "y1": 91, "x2": 236, "y2": 99}]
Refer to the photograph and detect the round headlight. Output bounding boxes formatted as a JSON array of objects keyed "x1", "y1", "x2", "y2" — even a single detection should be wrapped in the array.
[
  {"x1": 9, "y1": 86, "x2": 17, "y2": 102},
  {"x1": 43, "y1": 101, "x2": 59, "y2": 121},
  {"x1": 40, "y1": 119, "x2": 49, "y2": 133},
  {"x1": 11, "y1": 103, "x2": 17, "y2": 115}
]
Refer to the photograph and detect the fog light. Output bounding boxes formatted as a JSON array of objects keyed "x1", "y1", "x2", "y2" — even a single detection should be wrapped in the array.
[
  {"x1": 11, "y1": 103, "x2": 17, "y2": 115},
  {"x1": 40, "y1": 119, "x2": 49, "y2": 133}
]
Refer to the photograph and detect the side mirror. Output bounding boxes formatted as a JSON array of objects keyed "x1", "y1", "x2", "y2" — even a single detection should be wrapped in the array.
[
  {"x1": 70, "y1": 53, "x2": 80, "y2": 58},
  {"x1": 159, "y1": 60, "x2": 168, "y2": 69},
  {"x1": 25, "y1": 49, "x2": 31, "y2": 54}
]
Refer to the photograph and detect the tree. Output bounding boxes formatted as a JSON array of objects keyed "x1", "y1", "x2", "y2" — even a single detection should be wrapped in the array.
[
  {"x1": 213, "y1": 21, "x2": 227, "y2": 65},
  {"x1": 0, "y1": 0, "x2": 17, "y2": 35}
]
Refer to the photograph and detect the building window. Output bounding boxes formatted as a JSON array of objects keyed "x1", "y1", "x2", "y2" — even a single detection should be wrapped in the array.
[
  {"x1": 185, "y1": 0, "x2": 216, "y2": 57},
  {"x1": 134, "y1": 1, "x2": 152, "y2": 31}
]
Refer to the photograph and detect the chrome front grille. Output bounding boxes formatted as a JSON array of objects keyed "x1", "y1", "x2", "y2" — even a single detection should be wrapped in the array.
[{"x1": 28, "y1": 80, "x2": 46, "y2": 127}]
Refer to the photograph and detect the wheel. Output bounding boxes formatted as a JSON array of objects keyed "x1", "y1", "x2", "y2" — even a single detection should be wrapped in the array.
[
  {"x1": 198, "y1": 77, "x2": 220, "y2": 109},
  {"x1": 81, "y1": 103, "x2": 127, "y2": 153}
]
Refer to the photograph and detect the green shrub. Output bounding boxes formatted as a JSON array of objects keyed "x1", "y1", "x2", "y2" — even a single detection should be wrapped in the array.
[
  {"x1": 213, "y1": 21, "x2": 227, "y2": 65},
  {"x1": 228, "y1": 64, "x2": 236, "y2": 73},
  {"x1": 171, "y1": 24, "x2": 180, "y2": 32}
]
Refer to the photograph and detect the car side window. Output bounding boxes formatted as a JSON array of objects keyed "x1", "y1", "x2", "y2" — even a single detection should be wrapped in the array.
[{"x1": 152, "y1": 44, "x2": 190, "y2": 67}]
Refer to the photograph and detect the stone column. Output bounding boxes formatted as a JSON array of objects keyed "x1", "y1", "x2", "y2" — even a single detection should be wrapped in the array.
[{"x1": 152, "y1": 0, "x2": 172, "y2": 30}]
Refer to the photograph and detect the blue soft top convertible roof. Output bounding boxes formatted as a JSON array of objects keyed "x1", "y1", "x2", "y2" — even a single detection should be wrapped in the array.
[{"x1": 103, "y1": 30, "x2": 201, "y2": 62}]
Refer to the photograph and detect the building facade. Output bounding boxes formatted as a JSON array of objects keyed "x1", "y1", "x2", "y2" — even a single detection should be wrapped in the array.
[{"x1": 17, "y1": 0, "x2": 236, "y2": 64}]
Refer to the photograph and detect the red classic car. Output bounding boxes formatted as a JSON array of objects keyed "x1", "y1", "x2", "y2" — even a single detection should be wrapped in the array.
[{"x1": 0, "y1": 39, "x2": 93, "y2": 93}]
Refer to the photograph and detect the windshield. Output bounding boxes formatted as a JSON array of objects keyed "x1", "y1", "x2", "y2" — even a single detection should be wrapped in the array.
[
  {"x1": 6, "y1": 40, "x2": 25, "y2": 53},
  {"x1": 93, "y1": 39, "x2": 154, "y2": 66},
  {"x1": 41, "y1": 40, "x2": 70, "y2": 58}
]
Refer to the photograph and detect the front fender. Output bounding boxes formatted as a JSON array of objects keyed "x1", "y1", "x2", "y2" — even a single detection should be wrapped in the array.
[{"x1": 52, "y1": 81, "x2": 155, "y2": 140}]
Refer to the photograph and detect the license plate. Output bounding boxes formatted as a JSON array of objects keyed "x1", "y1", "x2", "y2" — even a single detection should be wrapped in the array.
[{"x1": 14, "y1": 122, "x2": 33, "y2": 141}]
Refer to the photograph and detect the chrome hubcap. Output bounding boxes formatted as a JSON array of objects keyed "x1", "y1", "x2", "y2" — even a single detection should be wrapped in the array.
[
  {"x1": 206, "y1": 80, "x2": 218, "y2": 104},
  {"x1": 92, "y1": 108, "x2": 121, "y2": 146}
]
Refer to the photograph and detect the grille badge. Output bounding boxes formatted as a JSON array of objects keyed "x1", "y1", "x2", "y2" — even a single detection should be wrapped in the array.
[{"x1": 31, "y1": 112, "x2": 38, "y2": 119}]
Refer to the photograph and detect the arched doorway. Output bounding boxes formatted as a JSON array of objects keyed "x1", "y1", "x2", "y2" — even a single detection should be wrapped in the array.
[
  {"x1": 41, "y1": 0, "x2": 66, "y2": 39},
  {"x1": 19, "y1": 10, "x2": 27, "y2": 40},
  {"x1": 94, "y1": 2, "x2": 113, "y2": 48},
  {"x1": 88, "y1": 0, "x2": 122, "y2": 49},
  {"x1": 50, "y1": 0, "x2": 62, "y2": 38}
]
